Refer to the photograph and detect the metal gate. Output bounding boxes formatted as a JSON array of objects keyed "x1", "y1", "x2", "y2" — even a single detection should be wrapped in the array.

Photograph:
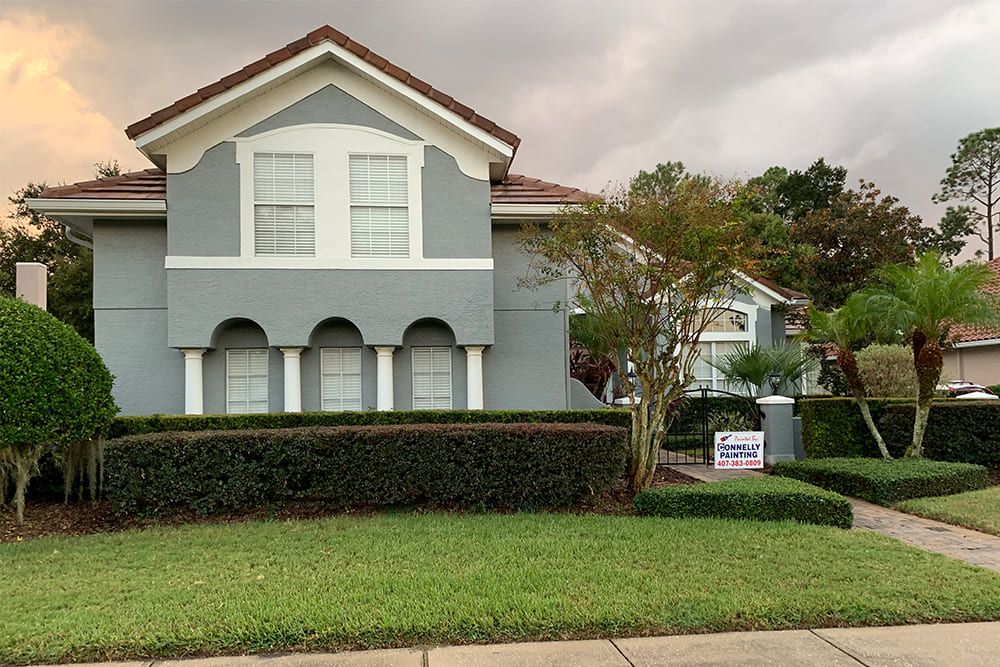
[{"x1": 658, "y1": 387, "x2": 760, "y2": 465}]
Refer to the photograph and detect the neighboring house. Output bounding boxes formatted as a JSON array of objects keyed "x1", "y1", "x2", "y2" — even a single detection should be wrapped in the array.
[
  {"x1": 944, "y1": 257, "x2": 1000, "y2": 386},
  {"x1": 28, "y1": 25, "x2": 807, "y2": 415}
]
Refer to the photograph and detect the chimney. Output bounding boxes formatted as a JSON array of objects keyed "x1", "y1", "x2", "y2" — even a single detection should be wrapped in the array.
[{"x1": 15, "y1": 262, "x2": 47, "y2": 310}]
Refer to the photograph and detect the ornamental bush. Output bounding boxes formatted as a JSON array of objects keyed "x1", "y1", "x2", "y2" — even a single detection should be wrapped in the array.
[
  {"x1": 0, "y1": 297, "x2": 116, "y2": 522},
  {"x1": 855, "y1": 344, "x2": 918, "y2": 398},
  {"x1": 632, "y1": 476, "x2": 853, "y2": 528},
  {"x1": 104, "y1": 422, "x2": 628, "y2": 516},
  {"x1": 772, "y1": 458, "x2": 987, "y2": 505}
]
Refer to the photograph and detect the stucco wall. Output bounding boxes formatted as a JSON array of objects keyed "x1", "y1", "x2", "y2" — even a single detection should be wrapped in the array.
[
  {"x1": 203, "y1": 320, "x2": 284, "y2": 414},
  {"x1": 943, "y1": 346, "x2": 1000, "y2": 386},
  {"x1": 300, "y1": 320, "x2": 377, "y2": 411}
]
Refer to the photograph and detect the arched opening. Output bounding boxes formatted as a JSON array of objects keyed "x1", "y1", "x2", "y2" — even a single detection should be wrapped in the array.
[
  {"x1": 399, "y1": 318, "x2": 464, "y2": 410},
  {"x1": 204, "y1": 318, "x2": 277, "y2": 414},
  {"x1": 302, "y1": 317, "x2": 371, "y2": 412},
  {"x1": 692, "y1": 307, "x2": 754, "y2": 393}
]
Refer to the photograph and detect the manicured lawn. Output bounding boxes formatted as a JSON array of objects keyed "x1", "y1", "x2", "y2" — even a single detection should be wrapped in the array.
[
  {"x1": 2, "y1": 513, "x2": 1000, "y2": 664},
  {"x1": 897, "y1": 486, "x2": 1000, "y2": 536}
]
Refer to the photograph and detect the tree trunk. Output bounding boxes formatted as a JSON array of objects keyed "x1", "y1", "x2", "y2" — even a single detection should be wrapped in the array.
[
  {"x1": 838, "y1": 348, "x2": 892, "y2": 459},
  {"x1": 857, "y1": 397, "x2": 892, "y2": 459},
  {"x1": 627, "y1": 403, "x2": 654, "y2": 493},
  {"x1": 909, "y1": 333, "x2": 942, "y2": 458},
  {"x1": 907, "y1": 398, "x2": 932, "y2": 458}
]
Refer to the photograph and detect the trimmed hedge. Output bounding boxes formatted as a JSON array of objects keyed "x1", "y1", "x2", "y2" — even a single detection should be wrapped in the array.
[
  {"x1": 104, "y1": 422, "x2": 628, "y2": 516},
  {"x1": 879, "y1": 402, "x2": 1000, "y2": 467},
  {"x1": 108, "y1": 409, "x2": 632, "y2": 438},
  {"x1": 633, "y1": 476, "x2": 853, "y2": 528},
  {"x1": 799, "y1": 398, "x2": 908, "y2": 459},
  {"x1": 772, "y1": 458, "x2": 988, "y2": 505}
]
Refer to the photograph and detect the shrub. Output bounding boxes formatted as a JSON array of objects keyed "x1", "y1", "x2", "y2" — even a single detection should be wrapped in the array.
[
  {"x1": 879, "y1": 402, "x2": 1000, "y2": 467},
  {"x1": 799, "y1": 398, "x2": 908, "y2": 458},
  {"x1": 772, "y1": 458, "x2": 988, "y2": 505},
  {"x1": 633, "y1": 476, "x2": 853, "y2": 528},
  {"x1": 855, "y1": 344, "x2": 917, "y2": 398},
  {"x1": 104, "y1": 422, "x2": 628, "y2": 516},
  {"x1": 0, "y1": 297, "x2": 116, "y2": 522}
]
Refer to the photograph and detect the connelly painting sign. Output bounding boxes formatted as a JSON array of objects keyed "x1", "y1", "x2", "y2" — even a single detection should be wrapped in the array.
[{"x1": 714, "y1": 431, "x2": 765, "y2": 469}]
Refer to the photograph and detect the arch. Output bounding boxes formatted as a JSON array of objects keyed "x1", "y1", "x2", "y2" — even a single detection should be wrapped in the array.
[
  {"x1": 401, "y1": 317, "x2": 457, "y2": 346},
  {"x1": 204, "y1": 317, "x2": 278, "y2": 415},
  {"x1": 307, "y1": 317, "x2": 366, "y2": 348},
  {"x1": 209, "y1": 317, "x2": 269, "y2": 349}
]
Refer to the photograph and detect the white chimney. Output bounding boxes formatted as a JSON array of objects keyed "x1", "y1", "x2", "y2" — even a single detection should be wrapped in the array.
[{"x1": 15, "y1": 262, "x2": 47, "y2": 310}]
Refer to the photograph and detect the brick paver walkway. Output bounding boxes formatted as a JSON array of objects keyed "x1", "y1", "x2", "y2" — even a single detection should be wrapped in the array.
[{"x1": 665, "y1": 464, "x2": 1000, "y2": 573}]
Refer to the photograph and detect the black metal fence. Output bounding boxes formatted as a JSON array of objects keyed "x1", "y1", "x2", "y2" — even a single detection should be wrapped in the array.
[{"x1": 658, "y1": 387, "x2": 760, "y2": 465}]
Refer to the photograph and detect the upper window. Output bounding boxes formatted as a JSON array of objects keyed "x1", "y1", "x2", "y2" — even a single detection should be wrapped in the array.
[
  {"x1": 349, "y1": 154, "x2": 409, "y2": 257},
  {"x1": 253, "y1": 152, "x2": 315, "y2": 256},
  {"x1": 703, "y1": 309, "x2": 748, "y2": 333},
  {"x1": 226, "y1": 349, "x2": 269, "y2": 414}
]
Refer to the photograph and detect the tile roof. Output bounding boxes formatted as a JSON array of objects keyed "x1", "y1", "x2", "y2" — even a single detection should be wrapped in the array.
[
  {"x1": 950, "y1": 257, "x2": 1000, "y2": 344},
  {"x1": 124, "y1": 25, "x2": 520, "y2": 151},
  {"x1": 490, "y1": 174, "x2": 598, "y2": 205},
  {"x1": 754, "y1": 275, "x2": 808, "y2": 302},
  {"x1": 38, "y1": 169, "x2": 167, "y2": 200}
]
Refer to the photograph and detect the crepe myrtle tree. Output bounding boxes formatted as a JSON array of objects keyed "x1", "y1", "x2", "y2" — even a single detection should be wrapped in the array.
[
  {"x1": 0, "y1": 297, "x2": 117, "y2": 523},
  {"x1": 520, "y1": 178, "x2": 757, "y2": 492},
  {"x1": 862, "y1": 253, "x2": 1000, "y2": 458}
]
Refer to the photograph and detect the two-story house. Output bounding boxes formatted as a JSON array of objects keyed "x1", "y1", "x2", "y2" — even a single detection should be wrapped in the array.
[{"x1": 28, "y1": 25, "x2": 806, "y2": 416}]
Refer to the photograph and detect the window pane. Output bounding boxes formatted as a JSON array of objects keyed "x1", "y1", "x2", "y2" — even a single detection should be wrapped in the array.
[
  {"x1": 412, "y1": 346, "x2": 451, "y2": 410},
  {"x1": 227, "y1": 349, "x2": 268, "y2": 414},
  {"x1": 704, "y1": 309, "x2": 747, "y2": 333},
  {"x1": 321, "y1": 348, "x2": 362, "y2": 412}
]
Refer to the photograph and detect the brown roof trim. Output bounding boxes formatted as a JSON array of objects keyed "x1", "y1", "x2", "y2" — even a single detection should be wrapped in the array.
[
  {"x1": 124, "y1": 25, "x2": 520, "y2": 152},
  {"x1": 753, "y1": 275, "x2": 808, "y2": 302}
]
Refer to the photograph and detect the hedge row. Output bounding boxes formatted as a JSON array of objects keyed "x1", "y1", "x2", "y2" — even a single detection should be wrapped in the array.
[
  {"x1": 772, "y1": 458, "x2": 988, "y2": 505},
  {"x1": 799, "y1": 398, "x2": 1000, "y2": 466},
  {"x1": 104, "y1": 422, "x2": 628, "y2": 516},
  {"x1": 633, "y1": 476, "x2": 853, "y2": 528}
]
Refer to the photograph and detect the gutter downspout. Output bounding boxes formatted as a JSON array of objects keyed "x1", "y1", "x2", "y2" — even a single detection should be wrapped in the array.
[{"x1": 64, "y1": 226, "x2": 94, "y2": 249}]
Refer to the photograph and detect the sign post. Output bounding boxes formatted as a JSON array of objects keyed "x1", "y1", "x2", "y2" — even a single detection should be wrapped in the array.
[{"x1": 713, "y1": 431, "x2": 765, "y2": 470}]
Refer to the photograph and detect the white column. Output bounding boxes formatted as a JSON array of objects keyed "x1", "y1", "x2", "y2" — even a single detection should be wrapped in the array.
[
  {"x1": 280, "y1": 347, "x2": 303, "y2": 413},
  {"x1": 465, "y1": 346, "x2": 485, "y2": 410},
  {"x1": 181, "y1": 348, "x2": 205, "y2": 415},
  {"x1": 375, "y1": 346, "x2": 395, "y2": 411},
  {"x1": 15, "y1": 262, "x2": 47, "y2": 310}
]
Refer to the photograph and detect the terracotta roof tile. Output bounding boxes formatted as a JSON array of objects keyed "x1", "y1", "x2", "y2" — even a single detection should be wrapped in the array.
[
  {"x1": 490, "y1": 174, "x2": 599, "y2": 205},
  {"x1": 124, "y1": 25, "x2": 520, "y2": 152},
  {"x1": 950, "y1": 258, "x2": 1000, "y2": 344},
  {"x1": 37, "y1": 169, "x2": 167, "y2": 200},
  {"x1": 754, "y1": 275, "x2": 808, "y2": 302}
]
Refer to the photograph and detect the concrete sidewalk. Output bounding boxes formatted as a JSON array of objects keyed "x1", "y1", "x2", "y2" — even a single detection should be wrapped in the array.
[{"x1": 44, "y1": 623, "x2": 1000, "y2": 667}]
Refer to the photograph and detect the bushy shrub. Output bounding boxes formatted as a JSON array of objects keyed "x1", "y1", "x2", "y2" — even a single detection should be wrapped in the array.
[
  {"x1": 633, "y1": 476, "x2": 853, "y2": 528},
  {"x1": 799, "y1": 398, "x2": 908, "y2": 458},
  {"x1": 104, "y1": 422, "x2": 628, "y2": 516},
  {"x1": 879, "y1": 402, "x2": 1000, "y2": 467},
  {"x1": 0, "y1": 297, "x2": 116, "y2": 522},
  {"x1": 772, "y1": 458, "x2": 987, "y2": 505},
  {"x1": 855, "y1": 344, "x2": 918, "y2": 398},
  {"x1": 108, "y1": 409, "x2": 632, "y2": 438}
]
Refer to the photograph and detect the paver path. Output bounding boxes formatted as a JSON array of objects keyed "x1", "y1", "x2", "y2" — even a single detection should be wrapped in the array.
[
  {"x1": 37, "y1": 622, "x2": 1000, "y2": 666},
  {"x1": 665, "y1": 465, "x2": 1000, "y2": 573}
]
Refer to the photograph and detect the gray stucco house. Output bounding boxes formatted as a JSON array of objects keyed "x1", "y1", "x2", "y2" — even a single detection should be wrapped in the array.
[{"x1": 29, "y1": 25, "x2": 806, "y2": 416}]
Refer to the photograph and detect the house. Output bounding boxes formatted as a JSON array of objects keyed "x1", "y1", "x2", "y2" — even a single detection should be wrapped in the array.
[
  {"x1": 944, "y1": 257, "x2": 1000, "y2": 387},
  {"x1": 28, "y1": 25, "x2": 807, "y2": 416}
]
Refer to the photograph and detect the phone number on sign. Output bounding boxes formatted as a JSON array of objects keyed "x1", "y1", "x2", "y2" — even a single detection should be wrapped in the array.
[{"x1": 715, "y1": 459, "x2": 762, "y2": 468}]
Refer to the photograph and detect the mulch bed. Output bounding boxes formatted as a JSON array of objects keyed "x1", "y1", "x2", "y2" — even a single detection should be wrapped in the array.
[{"x1": 1, "y1": 466, "x2": 703, "y2": 543}]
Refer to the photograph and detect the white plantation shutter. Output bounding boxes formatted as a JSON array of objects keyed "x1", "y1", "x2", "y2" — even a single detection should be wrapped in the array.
[
  {"x1": 254, "y1": 153, "x2": 315, "y2": 256},
  {"x1": 321, "y1": 347, "x2": 362, "y2": 412},
  {"x1": 411, "y1": 346, "x2": 452, "y2": 410},
  {"x1": 227, "y1": 349, "x2": 269, "y2": 413},
  {"x1": 349, "y1": 154, "x2": 409, "y2": 257}
]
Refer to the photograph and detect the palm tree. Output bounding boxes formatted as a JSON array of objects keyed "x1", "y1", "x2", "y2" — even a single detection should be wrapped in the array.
[
  {"x1": 708, "y1": 342, "x2": 818, "y2": 397},
  {"x1": 861, "y1": 253, "x2": 999, "y2": 457},
  {"x1": 801, "y1": 293, "x2": 894, "y2": 459}
]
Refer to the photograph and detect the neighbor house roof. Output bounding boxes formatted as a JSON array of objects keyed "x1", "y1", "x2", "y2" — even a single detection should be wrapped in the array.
[
  {"x1": 39, "y1": 170, "x2": 599, "y2": 206},
  {"x1": 950, "y1": 257, "x2": 1000, "y2": 345},
  {"x1": 754, "y1": 276, "x2": 808, "y2": 302},
  {"x1": 124, "y1": 25, "x2": 520, "y2": 151}
]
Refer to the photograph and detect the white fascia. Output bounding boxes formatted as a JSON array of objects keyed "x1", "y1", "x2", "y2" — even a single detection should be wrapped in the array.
[
  {"x1": 132, "y1": 42, "x2": 515, "y2": 161},
  {"x1": 953, "y1": 338, "x2": 1000, "y2": 349},
  {"x1": 24, "y1": 198, "x2": 166, "y2": 217},
  {"x1": 490, "y1": 203, "x2": 564, "y2": 220}
]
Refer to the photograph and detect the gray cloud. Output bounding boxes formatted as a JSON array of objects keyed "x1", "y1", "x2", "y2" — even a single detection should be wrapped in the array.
[{"x1": 4, "y1": 0, "x2": 999, "y2": 255}]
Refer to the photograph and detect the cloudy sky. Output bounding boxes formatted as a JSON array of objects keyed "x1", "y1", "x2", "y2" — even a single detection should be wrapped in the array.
[{"x1": 2, "y1": 0, "x2": 998, "y2": 250}]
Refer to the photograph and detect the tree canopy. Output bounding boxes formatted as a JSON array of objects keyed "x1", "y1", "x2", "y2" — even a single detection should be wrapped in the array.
[{"x1": 934, "y1": 127, "x2": 1000, "y2": 260}]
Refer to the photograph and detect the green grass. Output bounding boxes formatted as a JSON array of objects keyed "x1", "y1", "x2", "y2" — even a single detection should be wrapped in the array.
[
  {"x1": 897, "y1": 486, "x2": 1000, "y2": 536},
  {"x1": 2, "y1": 513, "x2": 1000, "y2": 664}
]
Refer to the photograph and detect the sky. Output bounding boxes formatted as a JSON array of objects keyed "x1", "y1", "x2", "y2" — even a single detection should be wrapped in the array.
[{"x1": 1, "y1": 0, "x2": 998, "y2": 254}]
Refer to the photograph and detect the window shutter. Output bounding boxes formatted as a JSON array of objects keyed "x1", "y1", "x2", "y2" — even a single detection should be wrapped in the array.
[
  {"x1": 321, "y1": 347, "x2": 362, "y2": 412},
  {"x1": 349, "y1": 154, "x2": 409, "y2": 257},
  {"x1": 254, "y1": 152, "x2": 314, "y2": 256},
  {"x1": 412, "y1": 346, "x2": 452, "y2": 410},
  {"x1": 227, "y1": 349, "x2": 269, "y2": 414}
]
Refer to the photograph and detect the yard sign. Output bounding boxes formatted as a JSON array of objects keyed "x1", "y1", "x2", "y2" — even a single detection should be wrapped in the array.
[{"x1": 714, "y1": 431, "x2": 764, "y2": 469}]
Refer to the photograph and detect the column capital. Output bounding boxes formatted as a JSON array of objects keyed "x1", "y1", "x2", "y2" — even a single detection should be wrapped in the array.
[
  {"x1": 181, "y1": 348, "x2": 206, "y2": 360},
  {"x1": 279, "y1": 346, "x2": 304, "y2": 358},
  {"x1": 463, "y1": 345, "x2": 486, "y2": 356},
  {"x1": 374, "y1": 346, "x2": 397, "y2": 356}
]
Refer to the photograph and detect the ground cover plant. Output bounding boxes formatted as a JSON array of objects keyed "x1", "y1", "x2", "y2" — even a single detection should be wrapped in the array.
[
  {"x1": 633, "y1": 476, "x2": 852, "y2": 528},
  {"x1": 772, "y1": 457, "x2": 987, "y2": 505},
  {"x1": 105, "y1": 423, "x2": 628, "y2": 515},
  {"x1": 897, "y1": 486, "x2": 1000, "y2": 536},
  {"x1": 3, "y1": 513, "x2": 1000, "y2": 665}
]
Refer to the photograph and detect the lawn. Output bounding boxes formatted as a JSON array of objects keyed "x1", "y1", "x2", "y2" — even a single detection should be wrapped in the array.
[
  {"x1": 897, "y1": 486, "x2": 1000, "y2": 536},
  {"x1": 2, "y1": 513, "x2": 1000, "y2": 664}
]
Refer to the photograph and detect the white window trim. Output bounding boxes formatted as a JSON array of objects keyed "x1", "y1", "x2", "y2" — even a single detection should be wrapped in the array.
[
  {"x1": 691, "y1": 302, "x2": 758, "y2": 393},
  {"x1": 411, "y1": 346, "x2": 453, "y2": 410},
  {"x1": 252, "y1": 151, "x2": 316, "y2": 257},
  {"x1": 320, "y1": 347, "x2": 363, "y2": 412},
  {"x1": 348, "y1": 153, "x2": 411, "y2": 258},
  {"x1": 236, "y1": 123, "x2": 425, "y2": 261},
  {"x1": 225, "y1": 348, "x2": 269, "y2": 414}
]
